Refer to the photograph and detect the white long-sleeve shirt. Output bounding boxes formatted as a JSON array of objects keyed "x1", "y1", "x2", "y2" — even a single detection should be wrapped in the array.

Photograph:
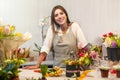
[{"x1": 41, "y1": 22, "x2": 88, "y2": 54}]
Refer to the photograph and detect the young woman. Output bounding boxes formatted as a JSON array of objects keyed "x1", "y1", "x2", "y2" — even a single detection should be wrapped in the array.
[{"x1": 24, "y1": 5, "x2": 88, "y2": 69}]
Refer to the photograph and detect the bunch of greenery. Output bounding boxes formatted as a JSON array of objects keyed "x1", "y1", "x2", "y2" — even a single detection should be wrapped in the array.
[
  {"x1": 40, "y1": 65, "x2": 48, "y2": 80},
  {"x1": 0, "y1": 58, "x2": 26, "y2": 80}
]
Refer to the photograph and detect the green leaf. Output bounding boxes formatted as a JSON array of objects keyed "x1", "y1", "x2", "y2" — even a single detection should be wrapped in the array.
[
  {"x1": 40, "y1": 65, "x2": 48, "y2": 77},
  {"x1": 117, "y1": 38, "x2": 120, "y2": 48}
]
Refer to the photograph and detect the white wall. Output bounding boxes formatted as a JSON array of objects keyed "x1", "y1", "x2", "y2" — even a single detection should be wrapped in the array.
[
  {"x1": 58, "y1": 0, "x2": 120, "y2": 44},
  {"x1": 0, "y1": 0, "x2": 39, "y2": 49},
  {"x1": 0, "y1": 0, "x2": 120, "y2": 49}
]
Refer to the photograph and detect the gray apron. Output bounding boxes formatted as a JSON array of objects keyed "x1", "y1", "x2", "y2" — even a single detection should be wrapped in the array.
[{"x1": 53, "y1": 26, "x2": 77, "y2": 67}]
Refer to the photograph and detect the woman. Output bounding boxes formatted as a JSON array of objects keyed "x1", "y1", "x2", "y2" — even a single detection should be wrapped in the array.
[{"x1": 25, "y1": 5, "x2": 88, "y2": 69}]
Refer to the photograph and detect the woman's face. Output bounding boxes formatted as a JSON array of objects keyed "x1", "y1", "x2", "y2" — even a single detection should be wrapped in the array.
[{"x1": 54, "y1": 9, "x2": 67, "y2": 26}]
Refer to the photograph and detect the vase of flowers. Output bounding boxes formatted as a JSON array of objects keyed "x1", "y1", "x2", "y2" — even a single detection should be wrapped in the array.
[
  {"x1": 102, "y1": 32, "x2": 120, "y2": 61},
  {"x1": 64, "y1": 59, "x2": 80, "y2": 77}
]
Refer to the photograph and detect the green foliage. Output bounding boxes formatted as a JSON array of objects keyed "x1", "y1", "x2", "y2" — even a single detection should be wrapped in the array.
[
  {"x1": 33, "y1": 43, "x2": 41, "y2": 52},
  {"x1": 40, "y1": 65, "x2": 48, "y2": 78},
  {"x1": 0, "y1": 58, "x2": 26, "y2": 80}
]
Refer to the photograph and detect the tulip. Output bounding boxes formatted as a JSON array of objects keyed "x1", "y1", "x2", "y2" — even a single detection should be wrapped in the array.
[{"x1": 4, "y1": 25, "x2": 10, "y2": 35}]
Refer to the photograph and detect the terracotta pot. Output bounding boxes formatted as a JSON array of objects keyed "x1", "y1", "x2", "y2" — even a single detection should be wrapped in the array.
[
  {"x1": 100, "y1": 69, "x2": 109, "y2": 78},
  {"x1": 116, "y1": 70, "x2": 120, "y2": 78}
]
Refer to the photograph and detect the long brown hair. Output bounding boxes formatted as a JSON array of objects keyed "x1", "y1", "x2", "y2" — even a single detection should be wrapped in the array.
[{"x1": 51, "y1": 5, "x2": 71, "y2": 33}]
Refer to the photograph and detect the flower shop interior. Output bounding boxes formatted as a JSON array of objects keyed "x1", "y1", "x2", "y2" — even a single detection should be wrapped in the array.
[{"x1": 0, "y1": 0, "x2": 120, "y2": 80}]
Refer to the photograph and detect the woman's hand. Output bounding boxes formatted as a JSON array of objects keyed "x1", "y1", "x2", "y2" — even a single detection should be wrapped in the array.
[{"x1": 23, "y1": 52, "x2": 47, "y2": 70}]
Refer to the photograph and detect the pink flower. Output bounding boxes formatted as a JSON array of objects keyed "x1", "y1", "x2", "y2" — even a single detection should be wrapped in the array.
[
  {"x1": 89, "y1": 51, "x2": 98, "y2": 60},
  {"x1": 4, "y1": 25, "x2": 10, "y2": 35}
]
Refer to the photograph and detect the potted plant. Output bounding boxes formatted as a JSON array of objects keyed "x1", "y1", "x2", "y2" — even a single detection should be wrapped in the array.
[
  {"x1": 99, "y1": 66, "x2": 110, "y2": 78},
  {"x1": 64, "y1": 59, "x2": 80, "y2": 77},
  {"x1": 113, "y1": 65, "x2": 120, "y2": 78},
  {"x1": 102, "y1": 32, "x2": 120, "y2": 61},
  {"x1": 40, "y1": 65, "x2": 48, "y2": 80}
]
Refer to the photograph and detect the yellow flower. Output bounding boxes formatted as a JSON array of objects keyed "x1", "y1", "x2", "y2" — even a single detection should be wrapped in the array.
[
  {"x1": 0, "y1": 26, "x2": 4, "y2": 33},
  {"x1": 105, "y1": 37, "x2": 111, "y2": 47},
  {"x1": 10, "y1": 26, "x2": 15, "y2": 31},
  {"x1": 15, "y1": 32, "x2": 23, "y2": 37}
]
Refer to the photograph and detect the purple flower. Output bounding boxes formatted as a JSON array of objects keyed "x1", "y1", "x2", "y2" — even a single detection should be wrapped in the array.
[{"x1": 111, "y1": 41, "x2": 117, "y2": 48}]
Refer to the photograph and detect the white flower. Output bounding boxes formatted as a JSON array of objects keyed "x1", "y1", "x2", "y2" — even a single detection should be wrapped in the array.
[
  {"x1": 104, "y1": 37, "x2": 112, "y2": 47},
  {"x1": 23, "y1": 32, "x2": 32, "y2": 41}
]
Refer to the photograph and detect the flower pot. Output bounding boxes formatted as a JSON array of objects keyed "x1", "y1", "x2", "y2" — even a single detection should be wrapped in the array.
[
  {"x1": 116, "y1": 70, "x2": 120, "y2": 78},
  {"x1": 66, "y1": 65, "x2": 80, "y2": 77},
  {"x1": 11, "y1": 76, "x2": 19, "y2": 80},
  {"x1": 100, "y1": 69, "x2": 109, "y2": 78},
  {"x1": 107, "y1": 47, "x2": 120, "y2": 61},
  {"x1": 40, "y1": 77, "x2": 47, "y2": 80}
]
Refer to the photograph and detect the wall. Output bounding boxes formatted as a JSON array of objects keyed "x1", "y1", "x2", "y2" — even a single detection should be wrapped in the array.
[
  {"x1": 0, "y1": 0, "x2": 120, "y2": 49},
  {"x1": 57, "y1": 0, "x2": 120, "y2": 44}
]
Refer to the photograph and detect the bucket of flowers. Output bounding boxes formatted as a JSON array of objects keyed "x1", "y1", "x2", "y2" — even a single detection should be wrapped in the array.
[
  {"x1": 0, "y1": 23, "x2": 32, "y2": 64},
  {"x1": 64, "y1": 59, "x2": 80, "y2": 77},
  {"x1": 102, "y1": 32, "x2": 120, "y2": 62}
]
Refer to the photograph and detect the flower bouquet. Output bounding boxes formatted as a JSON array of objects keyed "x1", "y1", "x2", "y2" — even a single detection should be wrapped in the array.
[
  {"x1": 63, "y1": 50, "x2": 81, "y2": 77},
  {"x1": 64, "y1": 59, "x2": 80, "y2": 77},
  {"x1": 102, "y1": 32, "x2": 120, "y2": 48},
  {"x1": 102, "y1": 32, "x2": 120, "y2": 61},
  {"x1": 0, "y1": 24, "x2": 32, "y2": 65},
  {"x1": 77, "y1": 44, "x2": 102, "y2": 70}
]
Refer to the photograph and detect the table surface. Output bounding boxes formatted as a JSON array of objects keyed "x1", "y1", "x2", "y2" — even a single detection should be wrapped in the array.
[
  {"x1": 19, "y1": 69, "x2": 120, "y2": 80},
  {"x1": 19, "y1": 69, "x2": 77, "y2": 80}
]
